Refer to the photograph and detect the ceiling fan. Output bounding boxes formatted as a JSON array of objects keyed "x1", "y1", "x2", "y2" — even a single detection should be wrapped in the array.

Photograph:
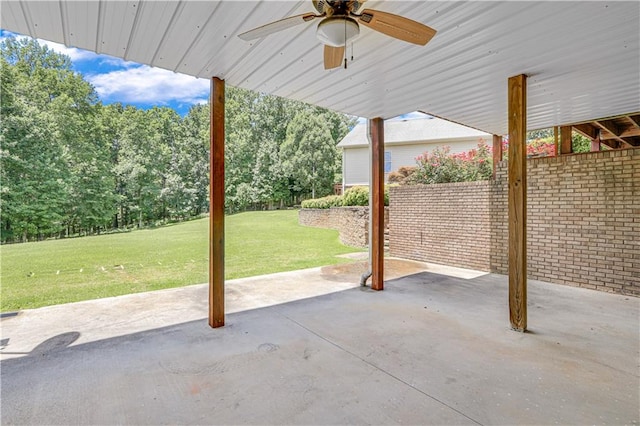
[{"x1": 238, "y1": 0, "x2": 436, "y2": 70}]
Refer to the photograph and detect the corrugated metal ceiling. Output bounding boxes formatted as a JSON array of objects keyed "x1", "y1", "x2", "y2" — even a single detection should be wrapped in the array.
[{"x1": 2, "y1": 1, "x2": 638, "y2": 135}]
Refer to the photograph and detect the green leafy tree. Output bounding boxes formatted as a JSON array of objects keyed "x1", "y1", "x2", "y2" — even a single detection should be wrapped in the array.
[{"x1": 281, "y1": 110, "x2": 338, "y2": 199}]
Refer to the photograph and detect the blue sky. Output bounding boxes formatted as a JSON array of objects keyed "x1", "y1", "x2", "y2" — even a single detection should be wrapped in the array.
[
  {"x1": 1, "y1": 29, "x2": 426, "y2": 120},
  {"x1": 1, "y1": 30, "x2": 210, "y2": 115}
]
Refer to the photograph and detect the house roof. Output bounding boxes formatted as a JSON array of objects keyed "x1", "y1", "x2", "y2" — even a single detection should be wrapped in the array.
[
  {"x1": 338, "y1": 117, "x2": 491, "y2": 148},
  {"x1": 1, "y1": 1, "x2": 638, "y2": 135}
]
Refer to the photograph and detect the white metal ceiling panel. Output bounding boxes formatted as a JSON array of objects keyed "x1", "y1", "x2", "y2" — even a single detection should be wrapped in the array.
[
  {"x1": 148, "y1": 1, "x2": 218, "y2": 71},
  {"x1": 21, "y1": 1, "x2": 64, "y2": 42},
  {"x1": 123, "y1": 1, "x2": 180, "y2": 65},
  {"x1": 0, "y1": 1, "x2": 30, "y2": 37},
  {"x1": 175, "y1": 1, "x2": 301, "y2": 77},
  {"x1": 64, "y1": 1, "x2": 100, "y2": 52},
  {"x1": 1, "y1": 1, "x2": 638, "y2": 135},
  {"x1": 96, "y1": 1, "x2": 138, "y2": 57}
]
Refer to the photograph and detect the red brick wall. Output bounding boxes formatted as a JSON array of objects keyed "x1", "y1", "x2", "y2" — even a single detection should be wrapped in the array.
[{"x1": 390, "y1": 148, "x2": 640, "y2": 296}]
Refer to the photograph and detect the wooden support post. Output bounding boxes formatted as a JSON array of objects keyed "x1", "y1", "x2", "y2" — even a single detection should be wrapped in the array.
[
  {"x1": 560, "y1": 125, "x2": 573, "y2": 155},
  {"x1": 553, "y1": 126, "x2": 559, "y2": 156},
  {"x1": 508, "y1": 74, "x2": 527, "y2": 332},
  {"x1": 370, "y1": 117, "x2": 385, "y2": 291},
  {"x1": 209, "y1": 77, "x2": 225, "y2": 328},
  {"x1": 591, "y1": 135, "x2": 601, "y2": 152},
  {"x1": 492, "y1": 134, "x2": 503, "y2": 178}
]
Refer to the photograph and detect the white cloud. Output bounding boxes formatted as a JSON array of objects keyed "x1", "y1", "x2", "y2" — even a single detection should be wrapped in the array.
[
  {"x1": 87, "y1": 65, "x2": 210, "y2": 106},
  {"x1": 36, "y1": 38, "x2": 99, "y2": 62}
]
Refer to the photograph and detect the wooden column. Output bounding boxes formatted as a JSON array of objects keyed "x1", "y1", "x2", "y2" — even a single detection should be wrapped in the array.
[
  {"x1": 553, "y1": 126, "x2": 559, "y2": 156},
  {"x1": 591, "y1": 135, "x2": 601, "y2": 152},
  {"x1": 492, "y1": 134, "x2": 503, "y2": 178},
  {"x1": 370, "y1": 118, "x2": 385, "y2": 291},
  {"x1": 508, "y1": 74, "x2": 527, "y2": 332},
  {"x1": 209, "y1": 77, "x2": 225, "y2": 328},
  {"x1": 560, "y1": 125, "x2": 573, "y2": 155}
]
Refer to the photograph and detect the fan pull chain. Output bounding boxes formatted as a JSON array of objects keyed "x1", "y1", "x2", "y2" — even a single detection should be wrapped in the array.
[{"x1": 344, "y1": 18, "x2": 348, "y2": 69}]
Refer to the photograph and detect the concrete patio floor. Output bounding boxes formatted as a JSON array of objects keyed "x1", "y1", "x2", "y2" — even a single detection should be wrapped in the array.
[{"x1": 1, "y1": 259, "x2": 638, "y2": 425}]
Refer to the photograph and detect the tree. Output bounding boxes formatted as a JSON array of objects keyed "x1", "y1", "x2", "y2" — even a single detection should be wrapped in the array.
[{"x1": 281, "y1": 110, "x2": 338, "y2": 199}]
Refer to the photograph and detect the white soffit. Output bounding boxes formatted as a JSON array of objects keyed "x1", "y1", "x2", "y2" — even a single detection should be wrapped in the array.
[{"x1": 1, "y1": 1, "x2": 638, "y2": 135}]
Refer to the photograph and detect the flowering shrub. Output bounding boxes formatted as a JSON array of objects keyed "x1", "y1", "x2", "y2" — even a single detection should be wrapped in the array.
[
  {"x1": 501, "y1": 137, "x2": 556, "y2": 159},
  {"x1": 527, "y1": 138, "x2": 556, "y2": 157},
  {"x1": 410, "y1": 141, "x2": 493, "y2": 185}
]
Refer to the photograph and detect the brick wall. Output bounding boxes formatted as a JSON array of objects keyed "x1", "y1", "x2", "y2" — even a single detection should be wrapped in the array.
[
  {"x1": 390, "y1": 148, "x2": 640, "y2": 296},
  {"x1": 298, "y1": 207, "x2": 389, "y2": 248},
  {"x1": 389, "y1": 181, "x2": 492, "y2": 271}
]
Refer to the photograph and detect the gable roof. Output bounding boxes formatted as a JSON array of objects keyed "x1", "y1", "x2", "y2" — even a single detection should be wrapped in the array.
[
  {"x1": 1, "y1": 1, "x2": 638, "y2": 135},
  {"x1": 338, "y1": 117, "x2": 491, "y2": 148}
]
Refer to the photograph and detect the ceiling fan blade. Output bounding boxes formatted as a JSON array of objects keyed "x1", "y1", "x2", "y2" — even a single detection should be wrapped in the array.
[
  {"x1": 238, "y1": 13, "x2": 320, "y2": 41},
  {"x1": 357, "y1": 9, "x2": 436, "y2": 46},
  {"x1": 324, "y1": 45, "x2": 344, "y2": 70}
]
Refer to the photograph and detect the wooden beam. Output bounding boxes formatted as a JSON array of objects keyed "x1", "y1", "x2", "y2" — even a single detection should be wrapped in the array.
[
  {"x1": 573, "y1": 123, "x2": 599, "y2": 140},
  {"x1": 627, "y1": 114, "x2": 640, "y2": 129},
  {"x1": 593, "y1": 120, "x2": 634, "y2": 147},
  {"x1": 508, "y1": 74, "x2": 527, "y2": 332},
  {"x1": 553, "y1": 126, "x2": 559, "y2": 156},
  {"x1": 492, "y1": 134, "x2": 503, "y2": 178},
  {"x1": 209, "y1": 77, "x2": 225, "y2": 328},
  {"x1": 370, "y1": 117, "x2": 385, "y2": 291},
  {"x1": 560, "y1": 126, "x2": 573, "y2": 154},
  {"x1": 591, "y1": 134, "x2": 601, "y2": 152}
]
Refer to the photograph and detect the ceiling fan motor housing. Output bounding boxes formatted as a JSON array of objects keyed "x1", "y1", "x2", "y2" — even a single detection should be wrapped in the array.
[
  {"x1": 316, "y1": 16, "x2": 360, "y2": 47},
  {"x1": 313, "y1": 0, "x2": 362, "y2": 15}
]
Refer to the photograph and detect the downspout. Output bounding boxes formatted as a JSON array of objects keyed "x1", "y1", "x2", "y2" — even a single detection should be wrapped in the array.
[{"x1": 360, "y1": 119, "x2": 373, "y2": 287}]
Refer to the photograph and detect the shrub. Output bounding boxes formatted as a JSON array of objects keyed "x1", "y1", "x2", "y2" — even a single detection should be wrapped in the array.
[
  {"x1": 301, "y1": 195, "x2": 343, "y2": 209},
  {"x1": 300, "y1": 186, "x2": 390, "y2": 209},
  {"x1": 410, "y1": 141, "x2": 492, "y2": 185},
  {"x1": 388, "y1": 166, "x2": 416, "y2": 185},
  {"x1": 342, "y1": 186, "x2": 389, "y2": 206},
  {"x1": 342, "y1": 186, "x2": 369, "y2": 206}
]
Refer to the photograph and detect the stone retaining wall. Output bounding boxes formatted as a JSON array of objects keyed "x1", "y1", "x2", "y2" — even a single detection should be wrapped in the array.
[{"x1": 298, "y1": 207, "x2": 389, "y2": 248}]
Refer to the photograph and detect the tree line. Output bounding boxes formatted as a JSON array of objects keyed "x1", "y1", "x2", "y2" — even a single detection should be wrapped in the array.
[{"x1": 0, "y1": 37, "x2": 354, "y2": 243}]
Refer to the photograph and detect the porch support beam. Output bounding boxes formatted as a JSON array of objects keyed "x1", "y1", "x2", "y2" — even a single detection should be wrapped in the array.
[
  {"x1": 209, "y1": 77, "x2": 225, "y2": 328},
  {"x1": 492, "y1": 134, "x2": 503, "y2": 178},
  {"x1": 370, "y1": 117, "x2": 385, "y2": 291},
  {"x1": 508, "y1": 74, "x2": 527, "y2": 332},
  {"x1": 560, "y1": 125, "x2": 573, "y2": 154}
]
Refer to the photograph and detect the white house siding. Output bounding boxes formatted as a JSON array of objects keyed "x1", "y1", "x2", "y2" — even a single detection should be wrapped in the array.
[
  {"x1": 343, "y1": 147, "x2": 370, "y2": 187},
  {"x1": 342, "y1": 136, "x2": 490, "y2": 187}
]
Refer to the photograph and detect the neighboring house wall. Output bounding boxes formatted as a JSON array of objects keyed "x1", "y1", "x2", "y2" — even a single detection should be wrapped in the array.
[
  {"x1": 389, "y1": 148, "x2": 639, "y2": 296},
  {"x1": 343, "y1": 137, "x2": 488, "y2": 187},
  {"x1": 338, "y1": 117, "x2": 493, "y2": 189},
  {"x1": 343, "y1": 148, "x2": 369, "y2": 186}
]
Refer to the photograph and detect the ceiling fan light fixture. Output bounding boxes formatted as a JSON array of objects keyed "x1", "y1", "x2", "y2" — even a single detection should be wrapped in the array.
[{"x1": 316, "y1": 17, "x2": 359, "y2": 47}]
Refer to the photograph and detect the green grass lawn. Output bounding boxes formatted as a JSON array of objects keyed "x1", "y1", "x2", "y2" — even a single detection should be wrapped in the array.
[{"x1": 0, "y1": 210, "x2": 362, "y2": 311}]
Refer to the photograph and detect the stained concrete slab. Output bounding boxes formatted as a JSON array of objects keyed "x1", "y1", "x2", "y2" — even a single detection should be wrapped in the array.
[{"x1": 1, "y1": 262, "x2": 638, "y2": 425}]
